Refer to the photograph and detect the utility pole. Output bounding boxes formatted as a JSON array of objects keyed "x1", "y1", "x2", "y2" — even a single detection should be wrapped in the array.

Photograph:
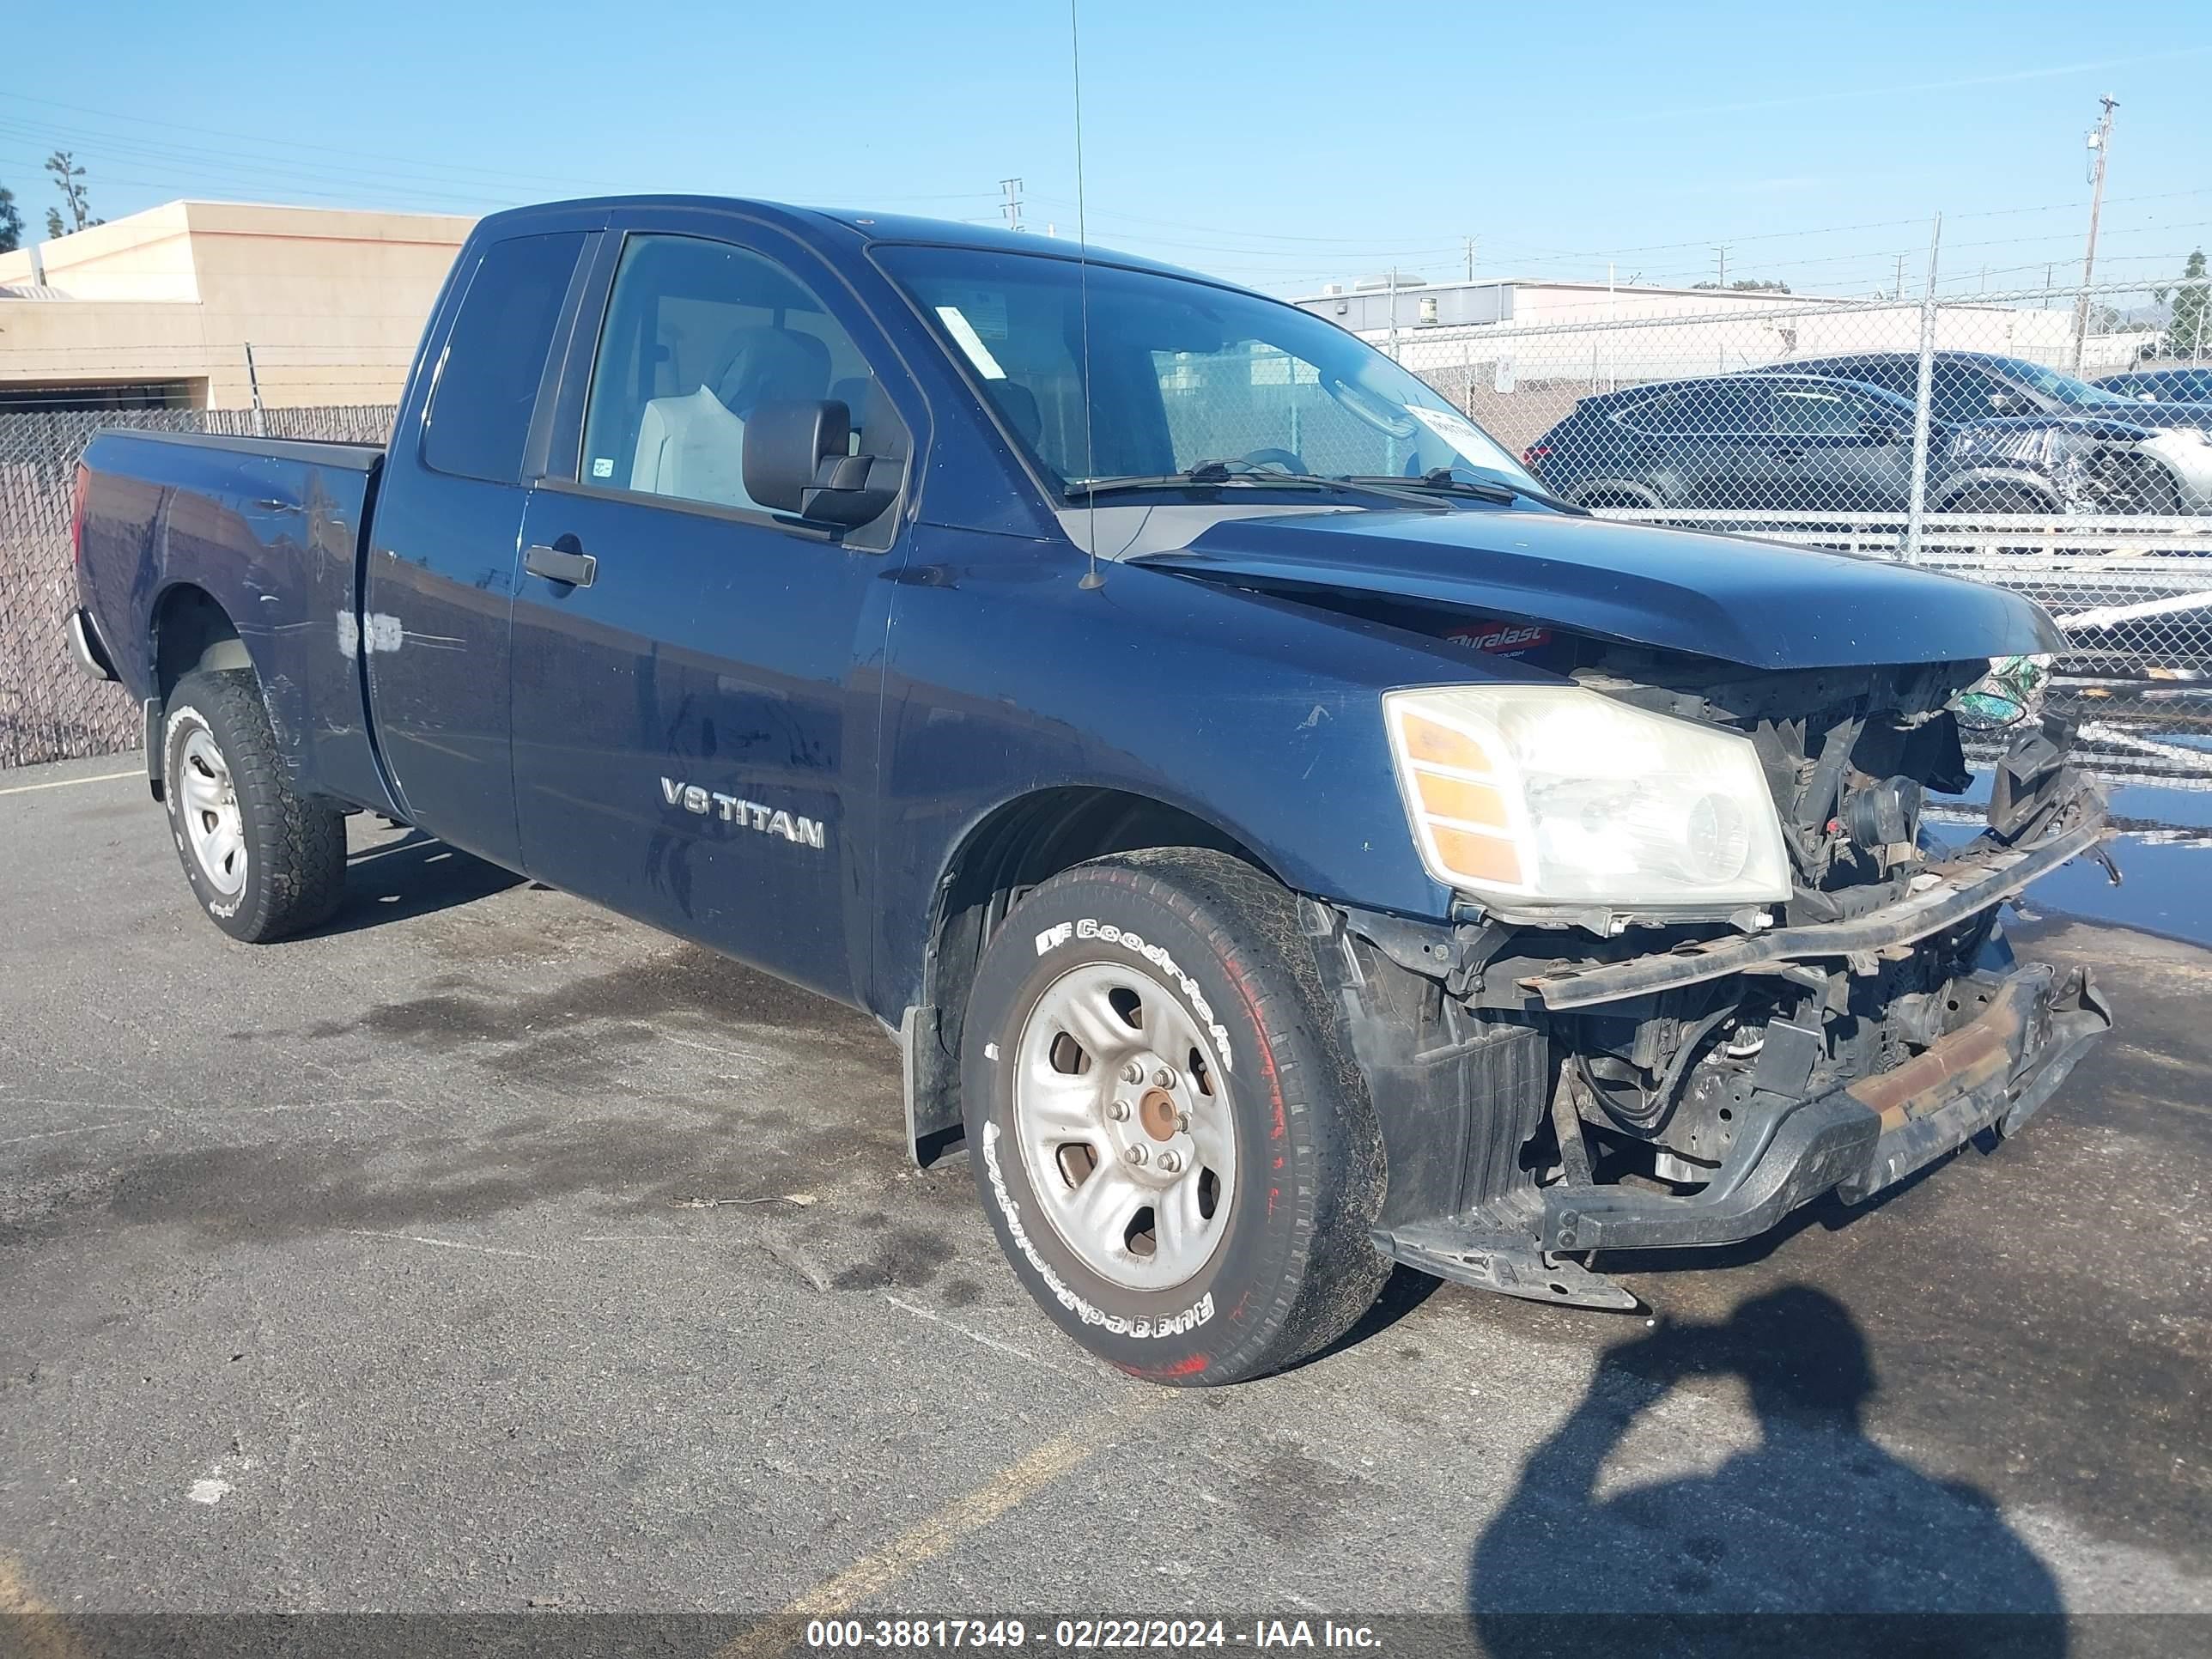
[
  {"x1": 1714, "y1": 245, "x2": 1728, "y2": 289},
  {"x1": 1000, "y1": 178, "x2": 1024, "y2": 233},
  {"x1": 1894, "y1": 252, "x2": 1906, "y2": 301},
  {"x1": 2070, "y1": 94, "x2": 2118, "y2": 373},
  {"x1": 1463, "y1": 237, "x2": 1476, "y2": 283}
]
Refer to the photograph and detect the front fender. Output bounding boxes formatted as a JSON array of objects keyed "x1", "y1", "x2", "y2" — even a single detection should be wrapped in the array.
[{"x1": 872, "y1": 530, "x2": 1501, "y2": 1017}]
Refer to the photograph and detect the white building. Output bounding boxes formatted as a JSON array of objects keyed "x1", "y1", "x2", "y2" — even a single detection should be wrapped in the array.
[
  {"x1": 1291, "y1": 276, "x2": 2112, "y2": 453},
  {"x1": 0, "y1": 199, "x2": 474, "y2": 410}
]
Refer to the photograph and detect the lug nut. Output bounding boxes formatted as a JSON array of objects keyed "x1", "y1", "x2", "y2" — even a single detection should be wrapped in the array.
[
  {"x1": 1157, "y1": 1151, "x2": 1181, "y2": 1174},
  {"x1": 1121, "y1": 1060, "x2": 1146, "y2": 1085},
  {"x1": 1125, "y1": 1145, "x2": 1149, "y2": 1166},
  {"x1": 1176, "y1": 1110, "x2": 1191, "y2": 1133},
  {"x1": 1154, "y1": 1066, "x2": 1176, "y2": 1089},
  {"x1": 1107, "y1": 1100, "x2": 1130, "y2": 1121}
]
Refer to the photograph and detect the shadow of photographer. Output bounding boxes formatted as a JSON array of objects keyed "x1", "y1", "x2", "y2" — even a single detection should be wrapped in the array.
[{"x1": 1468, "y1": 1285, "x2": 2063, "y2": 1658}]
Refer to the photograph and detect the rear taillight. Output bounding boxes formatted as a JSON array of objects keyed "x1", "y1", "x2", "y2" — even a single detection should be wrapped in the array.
[
  {"x1": 70, "y1": 462, "x2": 91, "y2": 567},
  {"x1": 1522, "y1": 443, "x2": 1551, "y2": 466}
]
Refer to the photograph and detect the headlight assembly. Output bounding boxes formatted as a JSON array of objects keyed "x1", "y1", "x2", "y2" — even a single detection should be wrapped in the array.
[{"x1": 1384, "y1": 684, "x2": 1793, "y2": 914}]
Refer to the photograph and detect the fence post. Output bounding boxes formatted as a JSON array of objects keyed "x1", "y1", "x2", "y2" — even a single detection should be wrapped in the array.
[
  {"x1": 1903, "y1": 214, "x2": 1943, "y2": 564},
  {"x1": 243, "y1": 342, "x2": 266, "y2": 437}
]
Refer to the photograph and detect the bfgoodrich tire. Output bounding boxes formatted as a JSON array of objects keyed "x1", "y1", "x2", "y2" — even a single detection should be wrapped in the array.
[
  {"x1": 962, "y1": 849, "x2": 1389, "y2": 1385},
  {"x1": 161, "y1": 668, "x2": 346, "y2": 942}
]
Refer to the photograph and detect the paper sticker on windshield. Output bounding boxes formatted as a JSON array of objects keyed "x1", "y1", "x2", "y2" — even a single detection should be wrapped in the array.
[
  {"x1": 937, "y1": 306, "x2": 1007, "y2": 380},
  {"x1": 1406, "y1": 404, "x2": 1516, "y2": 472}
]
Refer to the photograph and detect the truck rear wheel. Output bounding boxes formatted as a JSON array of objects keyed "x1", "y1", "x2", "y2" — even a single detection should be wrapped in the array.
[
  {"x1": 161, "y1": 668, "x2": 346, "y2": 942},
  {"x1": 961, "y1": 849, "x2": 1389, "y2": 1384}
]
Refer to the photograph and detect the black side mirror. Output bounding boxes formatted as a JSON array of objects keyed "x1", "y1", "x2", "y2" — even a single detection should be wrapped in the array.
[{"x1": 742, "y1": 399, "x2": 900, "y2": 528}]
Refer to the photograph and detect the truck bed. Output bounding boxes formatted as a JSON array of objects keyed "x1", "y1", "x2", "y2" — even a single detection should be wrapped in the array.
[{"x1": 75, "y1": 428, "x2": 396, "y2": 815}]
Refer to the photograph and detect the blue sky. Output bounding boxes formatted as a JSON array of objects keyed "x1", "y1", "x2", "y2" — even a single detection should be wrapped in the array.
[{"x1": 3, "y1": 0, "x2": 2207, "y2": 298}]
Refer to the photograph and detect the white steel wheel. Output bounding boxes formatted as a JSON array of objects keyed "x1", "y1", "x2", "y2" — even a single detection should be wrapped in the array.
[
  {"x1": 161, "y1": 668, "x2": 347, "y2": 943},
  {"x1": 176, "y1": 724, "x2": 248, "y2": 898},
  {"x1": 1011, "y1": 960, "x2": 1237, "y2": 1292}
]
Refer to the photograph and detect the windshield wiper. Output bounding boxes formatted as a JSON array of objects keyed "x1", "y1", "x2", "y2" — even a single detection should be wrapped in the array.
[
  {"x1": 1064, "y1": 460, "x2": 1437, "y2": 507},
  {"x1": 1334, "y1": 468, "x2": 1589, "y2": 514}
]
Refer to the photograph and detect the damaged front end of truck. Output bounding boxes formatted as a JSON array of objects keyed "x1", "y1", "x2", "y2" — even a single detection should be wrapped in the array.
[{"x1": 1309, "y1": 641, "x2": 2116, "y2": 1311}]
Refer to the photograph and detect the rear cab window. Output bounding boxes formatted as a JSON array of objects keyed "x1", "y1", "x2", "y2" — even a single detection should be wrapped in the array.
[{"x1": 422, "y1": 232, "x2": 587, "y2": 484}]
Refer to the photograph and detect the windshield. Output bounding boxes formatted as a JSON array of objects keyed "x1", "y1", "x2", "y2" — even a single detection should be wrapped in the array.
[
  {"x1": 879, "y1": 244, "x2": 1541, "y2": 496},
  {"x1": 1994, "y1": 356, "x2": 2137, "y2": 409}
]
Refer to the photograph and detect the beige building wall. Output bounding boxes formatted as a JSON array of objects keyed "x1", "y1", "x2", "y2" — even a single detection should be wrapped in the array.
[{"x1": 0, "y1": 200, "x2": 475, "y2": 408}]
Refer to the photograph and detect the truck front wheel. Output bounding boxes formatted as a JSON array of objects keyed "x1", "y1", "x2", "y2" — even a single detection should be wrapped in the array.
[
  {"x1": 961, "y1": 849, "x2": 1389, "y2": 1384},
  {"x1": 161, "y1": 668, "x2": 346, "y2": 942}
]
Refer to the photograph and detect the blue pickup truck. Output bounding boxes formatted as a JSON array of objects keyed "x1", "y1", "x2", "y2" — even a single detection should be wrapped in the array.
[{"x1": 68, "y1": 197, "x2": 2114, "y2": 1382}]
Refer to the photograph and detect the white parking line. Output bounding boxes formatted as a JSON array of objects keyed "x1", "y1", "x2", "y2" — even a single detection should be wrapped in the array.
[
  {"x1": 0, "y1": 769, "x2": 140, "y2": 798},
  {"x1": 345, "y1": 1229, "x2": 544, "y2": 1262},
  {"x1": 881, "y1": 1291, "x2": 1095, "y2": 1381}
]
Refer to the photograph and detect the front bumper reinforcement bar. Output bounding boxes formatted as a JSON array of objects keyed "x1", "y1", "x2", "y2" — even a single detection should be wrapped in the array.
[
  {"x1": 1521, "y1": 820, "x2": 2112, "y2": 1012},
  {"x1": 1537, "y1": 957, "x2": 2112, "y2": 1254}
]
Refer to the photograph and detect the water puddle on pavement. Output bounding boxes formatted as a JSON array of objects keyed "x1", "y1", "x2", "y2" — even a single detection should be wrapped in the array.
[{"x1": 1961, "y1": 681, "x2": 2212, "y2": 948}]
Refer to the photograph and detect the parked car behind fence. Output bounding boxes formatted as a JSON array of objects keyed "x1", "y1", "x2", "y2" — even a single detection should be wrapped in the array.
[
  {"x1": 1522, "y1": 371, "x2": 2210, "y2": 517},
  {"x1": 2097, "y1": 366, "x2": 2212, "y2": 404}
]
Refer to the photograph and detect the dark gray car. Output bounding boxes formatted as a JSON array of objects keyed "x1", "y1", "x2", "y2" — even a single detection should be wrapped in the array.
[{"x1": 1523, "y1": 372, "x2": 2195, "y2": 514}]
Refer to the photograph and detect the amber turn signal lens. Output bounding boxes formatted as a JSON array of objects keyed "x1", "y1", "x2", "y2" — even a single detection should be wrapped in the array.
[
  {"x1": 1399, "y1": 713, "x2": 1492, "y2": 775},
  {"x1": 1413, "y1": 770, "x2": 1509, "y2": 828},
  {"x1": 1429, "y1": 825, "x2": 1522, "y2": 885}
]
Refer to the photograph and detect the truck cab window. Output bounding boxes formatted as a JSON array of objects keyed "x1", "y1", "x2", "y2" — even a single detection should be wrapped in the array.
[
  {"x1": 422, "y1": 231, "x2": 586, "y2": 484},
  {"x1": 580, "y1": 234, "x2": 879, "y2": 514}
]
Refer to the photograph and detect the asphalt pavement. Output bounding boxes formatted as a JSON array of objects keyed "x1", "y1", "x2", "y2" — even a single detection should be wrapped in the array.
[{"x1": 2, "y1": 753, "x2": 2207, "y2": 1653}]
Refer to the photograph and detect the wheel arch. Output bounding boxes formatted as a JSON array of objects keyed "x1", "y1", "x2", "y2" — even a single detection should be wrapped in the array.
[
  {"x1": 145, "y1": 583, "x2": 257, "y2": 799},
  {"x1": 899, "y1": 784, "x2": 1290, "y2": 1166},
  {"x1": 151, "y1": 582, "x2": 256, "y2": 703}
]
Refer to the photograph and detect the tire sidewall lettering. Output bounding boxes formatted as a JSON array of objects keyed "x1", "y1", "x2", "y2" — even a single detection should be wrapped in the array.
[
  {"x1": 979, "y1": 1121, "x2": 1215, "y2": 1340},
  {"x1": 974, "y1": 868, "x2": 1329, "y2": 1379},
  {"x1": 1032, "y1": 915, "x2": 1234, "y2": 1074}
]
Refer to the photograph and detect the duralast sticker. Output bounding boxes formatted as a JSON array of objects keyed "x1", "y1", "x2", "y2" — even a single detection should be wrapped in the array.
[{"x1": 1445, "y1": 619, "x2": 1551, "y2": 655}]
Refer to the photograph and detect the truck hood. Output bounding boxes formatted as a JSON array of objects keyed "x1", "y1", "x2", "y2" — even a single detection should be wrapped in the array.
[{"x1": 1130, "y1": 507, "x2": 2063, "y2": 671}]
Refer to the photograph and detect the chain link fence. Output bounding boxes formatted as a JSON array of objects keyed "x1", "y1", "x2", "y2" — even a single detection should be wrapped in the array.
[
  {"x1": 1384, "y1": 275, "x2": 2212, "y2": 671},
  {"x1": 0, "y1": 404, "x2": 395, "y2": 769},
  {"x1": 8, "y1": 289, "x2": 2212, "y2": 793}
]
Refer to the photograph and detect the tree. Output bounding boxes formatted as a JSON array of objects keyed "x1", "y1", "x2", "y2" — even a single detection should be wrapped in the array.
[
  {"x1": 1692, "y1": 277, "x2": 1792, "y2": 294},
  {"x1": 0, "y1": 185, "x2": 21, "y2": 254},
  {"x1": 44, "y1": 149, "x2": 100, "y2": 236},
  {"x1": 2158, "y1": 249, "x2": 2209, "y2": 361}
]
